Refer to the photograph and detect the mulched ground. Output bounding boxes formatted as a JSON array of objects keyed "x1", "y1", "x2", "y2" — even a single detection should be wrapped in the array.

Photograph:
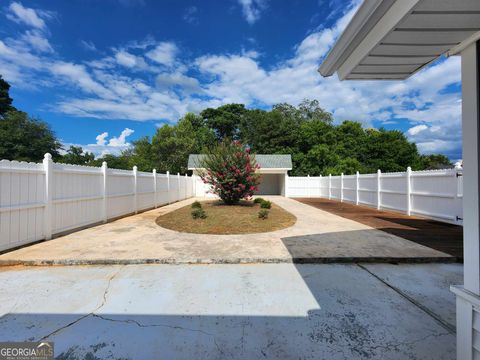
[
  {"x1": 296, "y1": 198, "x2": 463, "y2": 261},
  {"x1": 156, "y1": 200, "x2": 297, "y2": 235}
]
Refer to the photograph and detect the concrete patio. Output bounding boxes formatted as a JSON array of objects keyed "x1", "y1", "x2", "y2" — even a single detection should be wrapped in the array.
[
  {"x1": 0, "y1": 197, "x2": 453, "y2": 265},
  {"x1": 0, "y1": 263, "x2": 461, "y2": 359}
]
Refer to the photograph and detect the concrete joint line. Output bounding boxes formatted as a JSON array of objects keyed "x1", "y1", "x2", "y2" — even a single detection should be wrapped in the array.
[{"x1": 356, "y1": 263, "x2": 456, "y2": 334}]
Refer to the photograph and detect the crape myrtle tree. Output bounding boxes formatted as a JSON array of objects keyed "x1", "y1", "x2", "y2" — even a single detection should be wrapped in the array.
[{"x1": 199, "y1": 140, "x2": 261, "y2": 205}]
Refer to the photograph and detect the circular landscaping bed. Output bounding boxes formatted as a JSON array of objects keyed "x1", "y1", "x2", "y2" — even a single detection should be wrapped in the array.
[{"x1": 156, "y1": 199, "x2": 297, "y2": 234}]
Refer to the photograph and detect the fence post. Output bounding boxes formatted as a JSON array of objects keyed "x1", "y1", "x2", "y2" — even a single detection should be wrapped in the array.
[
  {"x1": 166, "y1": 171, "x2": 170, "y2": 204},
  {"x1": 133, "y1": 166, "x2": 138, "y2": 214},
  {"x1": 177, "y1": 173, "x2": 181, "y2": 200},
  {"x1": 377, "y1": 169, "x2": 381, "y2": 210},
  {"x1": 319, "y1": 175, "x2": 322, "y2": 198},
  {"x1": 153, "y1": 169, "x2": 157, "y2": 208},
  {"x1": 328, "y1": 174, "x2": 332, "y2": 200},
  {"x1": 340, "y1": 173, "x2": 344, "y2": 202},
  {"x1": 307, "y1": 174, "x2": 310, "y2": 198},
  {"x1": 355, "y1": 171, "x2": 359, "y2": 205},
  {"x1": 43, "y1": 153, "x2": 53, "y2": 240},
  {"x1": 102, "y1": 161, "x2": 108, "y2": 223},
  {"x1": 406, "y1": 166, "x2": 412, "y2": 216}
]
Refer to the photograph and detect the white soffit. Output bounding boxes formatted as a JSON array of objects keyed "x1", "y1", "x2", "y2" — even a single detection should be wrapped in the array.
[{"x1": 319, "y1": 0, "x2": 480, "y2": 80}]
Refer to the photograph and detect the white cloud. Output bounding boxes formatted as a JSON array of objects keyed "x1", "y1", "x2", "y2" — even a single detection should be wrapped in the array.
[
  {"x1": 237, "y1": 0, "x2": 267, "y2": 24},
  {"x1": 20, "y1": 30, "x2": 53, "y2": 53},
  {"x1": 80, "y1": 40, "x2": 97, "y2": 52},
  {"x1": 6, "y1": 2, "x2": 52, "y2": 29},
  {"x1": 145, "y1": 42, "x2": 178, "y2": 66},
  {"x1": 0, "y1": 0, "x2": 462, "y2": 158},
  {"x1": 183, "y1": 6, "x2": 198, "y2": 24},
  {"x1": 407, "y1": 124, "x2": 428, "y2": 136},
  {"x1": 65, "y1": 128, "x2": 135, "y2": 157},
  {"x1": 96, "y1": 132, "x2": 109, "y2": 146},
  {"x1": 108, "y1": 128, "x2": 134, "y2": 147}
]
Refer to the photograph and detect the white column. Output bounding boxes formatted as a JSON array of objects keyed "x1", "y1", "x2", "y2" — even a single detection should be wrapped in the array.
[
  {"x1": 102, "y1": 161, "x2": 108, "y2": 223},
  {"x1": 133, "y1": 166, "x2": 138, "y2": 214},
  {"x1": 185, "y1": 173, "x2": 188, "y2": 198},
  {"x1": 153, "y1": 169, "x2": 157, "y2": 208},
  {"x1": 328, "y1": 174, "x2": 332, "y2": 200},
  {"x1": 355, "y1": 171, "x2": 359, "y2": 205},
  {"x1": 284, "y1": 173, "x2": 288, "y2": 197},
  {"x1": 166, "y1": 171, "x2": 170, "y2": 204},
  {"x1": 376, "y1": 169, "x2": 381, "y2": 210},
  {"x1": 451, "y1": 40, "x2": 480, "y2": 360},
  {"x1": 461, "y1": 42, "x2": 480, "y2": 294},
  {"x1": 406, "y1": 166, "x2": 412, "y2": 216},
  {"x1": 43, "y1": 153, "x2": 53, "y2": 240}
]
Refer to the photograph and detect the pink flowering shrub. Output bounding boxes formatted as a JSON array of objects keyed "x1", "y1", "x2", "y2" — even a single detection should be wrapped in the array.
[{"x1": 200, "y1": 141, "x2": 261, "y2": 205}]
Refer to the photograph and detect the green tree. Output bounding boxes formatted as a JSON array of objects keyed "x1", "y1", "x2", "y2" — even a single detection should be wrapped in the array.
[
  {"x1": 200, "y1": 104, "x2": 246, "y2": 140},
  {"x1": 415, "y1": 154, "x2": 452, "y2": 170},
  {"x1": 0, "y1": 111, "x2": 61, "y2": 162},
  {"x1": 59, "y1": 146, "x2": 94, "y2": 165},
  {"x1": 89, "y1": 153, "x2": 132, "y2": 170},
  {"x1": 0, "y1": 75, "x2": 15, "y2": 117}
]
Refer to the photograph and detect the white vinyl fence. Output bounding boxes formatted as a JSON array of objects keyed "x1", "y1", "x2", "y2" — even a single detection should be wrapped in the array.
[
  {"x1": 287, "y1": 166, "x2": 463, "y2": 225},
  {"x1": 0, "y1": 153, "x2": 195, "y2": 252}
]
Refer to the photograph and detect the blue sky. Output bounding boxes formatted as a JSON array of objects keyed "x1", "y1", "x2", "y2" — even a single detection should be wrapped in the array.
[{"x1": 0, "y1": 0, "x2": 462, "y2": 159}]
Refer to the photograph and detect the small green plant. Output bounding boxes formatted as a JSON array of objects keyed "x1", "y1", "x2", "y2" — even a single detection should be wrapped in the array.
[
  {"x1": 191, "y1": 201, "x2": 202, "y2": 209},
  {"x1": 258, "y1": 209, "x2": 269, "y2": 219},
  {"x1": 191, "y1": 208, "x2": 207, "y2": 219},
  {"x1": 260, "y1": 200, "x2": 272, "y2": 209},
  {"x1": 253, "y1": 197, "x2": 265, "y2": 204}
]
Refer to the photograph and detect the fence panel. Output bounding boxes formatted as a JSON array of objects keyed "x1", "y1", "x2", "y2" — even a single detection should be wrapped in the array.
[
  {"x1": 0, "y1": 160, "x2": 45, "y2": 251},
  {"x1": 358, "y1": 174, "x2": 377, "y2": 207},
  {"x1": 330, "y1": 176, "x2": 342, "y2": 200},
  {"x1": 380, "y1": 172, "x2": 407, "y2": 212},
  {"x1": 156, "y1": 174, "x2": 170, "y2": 206},
  {"x1": 410, "y1": 169, "x2": 462, "y2": 223},
  {"x1": 51, "y1": 163, "x2": 103, "y2": 234},
  {"x1": 137, "y1": 171, "x2": 155, "y2": 211},
  {"x1": 287, "y1": 167, "x2": 463, "y2": 225},
  {"x1": 343, "y1": 175, "x2": 356, "y2": 203}
]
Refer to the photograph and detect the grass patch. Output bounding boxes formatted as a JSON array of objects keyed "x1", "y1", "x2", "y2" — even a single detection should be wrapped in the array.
[{"x1": 156, "y1": 200, "x2": 296, "y2": 234}]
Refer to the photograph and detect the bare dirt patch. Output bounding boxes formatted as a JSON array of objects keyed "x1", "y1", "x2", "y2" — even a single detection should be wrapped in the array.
[{"x1": 156, "y1": 200, "x2": 297, "y2": 234}]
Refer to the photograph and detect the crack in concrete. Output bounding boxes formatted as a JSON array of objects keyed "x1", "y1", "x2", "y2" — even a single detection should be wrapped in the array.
[
  {"x1": 91, "y1": 314, "x2": 229, "y2": 357},
  {"x1": 356, "y1": 263, "x2": 456, "y2": 334},
  {"x1": 38, "y1": 266, "x2": 124, "y2": 341}
]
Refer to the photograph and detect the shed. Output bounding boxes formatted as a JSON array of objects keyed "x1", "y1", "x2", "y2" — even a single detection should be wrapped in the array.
[
  {"x1": 318, "y1": 0, "x2": 480, "y2": 357},
  {"x1": 188, "y1": 154, "x2": 292, "y2": 196}
]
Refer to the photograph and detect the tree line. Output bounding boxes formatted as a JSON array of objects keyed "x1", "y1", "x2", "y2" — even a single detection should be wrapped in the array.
[{"x1": 0, "y1": 75, "x2": 451, "y2": 175}]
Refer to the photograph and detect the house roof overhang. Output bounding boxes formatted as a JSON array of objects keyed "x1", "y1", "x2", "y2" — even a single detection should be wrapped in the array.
[{"x1": 319, "y1": 0, "x2": 480, "y2": 80}]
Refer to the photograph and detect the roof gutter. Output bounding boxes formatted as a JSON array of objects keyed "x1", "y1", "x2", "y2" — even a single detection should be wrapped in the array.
[{"x1": 318, "y1": 0, "x2": 396, "y2": 77}]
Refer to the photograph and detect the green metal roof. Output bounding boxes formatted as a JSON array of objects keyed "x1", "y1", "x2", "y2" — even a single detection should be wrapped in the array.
[{"x1": 188, "y1": 154, "x2": 292, "y2": 170}]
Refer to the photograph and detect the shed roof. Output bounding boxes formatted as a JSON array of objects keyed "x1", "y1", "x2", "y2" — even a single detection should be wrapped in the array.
[
  {"x1": 319, "y1": 0, "x2": 480, "y2": 80},
  {"x1": 188, "y1": 154, "x2": 292, "y2": 170}
]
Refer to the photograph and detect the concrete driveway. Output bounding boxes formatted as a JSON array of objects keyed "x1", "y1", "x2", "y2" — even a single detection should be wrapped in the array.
[
  {"x1": 0, "y1": 263, "x2": 460, "y2": 359},
  {"x1": 0, "y1": 197, "x2": 452, "y2": 265}
]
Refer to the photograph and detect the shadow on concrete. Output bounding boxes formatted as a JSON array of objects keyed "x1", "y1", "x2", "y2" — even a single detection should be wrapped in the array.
[
  {"x1": 281, "y1": 229, "x2": 454, "y2": 264},
  {"x1": 2, "y1": 264, "x2": 456, "y2": 359},
  {"x1": 295, "y1": 198, "x2": 463, "y2": 261}
]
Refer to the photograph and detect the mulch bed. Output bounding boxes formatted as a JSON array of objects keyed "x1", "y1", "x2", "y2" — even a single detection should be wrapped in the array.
[{"x1": 156, "y1": 200, "x2": 297, "y2": 235}]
